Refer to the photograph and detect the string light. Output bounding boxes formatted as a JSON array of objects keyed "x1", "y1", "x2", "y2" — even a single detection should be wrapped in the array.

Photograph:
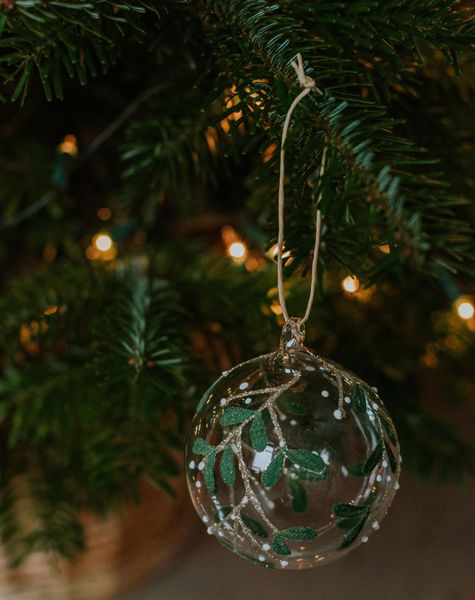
[
  {"x1": 97, "y1": 207, "x2": 112, "y2": 221},
  {"x1": 57, "y1": 134, "x2": 78, "y2": 157},
  {"x1": 86, "y1": 233, "x2": 116, "y2": 261},
  {"x1": 94, "y1": 233, "x2": 113, "y2": 252},
  {"x1": 228, "y1": 241, "x2": 248, "y2": 262},
  {"x1": 342, "y1": 275, "x2": 360, "y2": 293},
  {"x1": 222, "y1": 226, "x2": 249, "y2": 264},
  {"x1": 456, "y1": 298, "x2": 474, "y2": 320}
]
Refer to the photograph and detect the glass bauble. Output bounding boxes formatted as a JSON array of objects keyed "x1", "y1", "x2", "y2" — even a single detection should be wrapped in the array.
[{"x1": 185, "y1": 320, "x2": 400, "y2": 569}]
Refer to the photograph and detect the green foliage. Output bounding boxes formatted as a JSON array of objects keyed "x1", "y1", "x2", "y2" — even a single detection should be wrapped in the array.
[
  {"x1": 288, "y1": 479, "x2": 307, "y2": 513},
  {"x1": 220, "y1": 407, "x2": 255, "y2": 426},
  {"x1": 219, "y1": 445, "x2": 236, "y2": 485},
  {"x1": 286, "y1": 449, "x2": 326, "y2": 473},
  {"x1": 0, "y1": 261, "x2": 188, "y2": 566},
  {"x1": 0, "y1": 0, "x2": 474, "y2": 566},
  {"x1": 250, "y1": 411, "x2": 267, "y2": 451},
  {"x1": 0, "y1": 0, "x2": 166, "y2": 104},
  {"x1": 261, "y1": 451, "x2": 285, "y2": 487}
]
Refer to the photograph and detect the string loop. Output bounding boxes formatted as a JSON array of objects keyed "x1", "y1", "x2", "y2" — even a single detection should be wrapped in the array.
[{"x1": 277, "y1": 53, "x2": 326, "y2": 325}]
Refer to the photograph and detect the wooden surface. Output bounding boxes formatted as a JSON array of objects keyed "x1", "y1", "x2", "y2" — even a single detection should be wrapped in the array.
[
  {"x1": 0, "y1": 477, "x2": 197, "y2": 600},
  {"x1": 122, "y1": 475, "x2": 475, "y2": 600}
]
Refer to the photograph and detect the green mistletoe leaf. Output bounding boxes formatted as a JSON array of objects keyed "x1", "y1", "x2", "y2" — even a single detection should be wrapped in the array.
[
  {"x1": 381, "y1": 415, "x2": 398, "y2": 445},
  {"x1": 384, "y1": 440, "x2": 397, "y2": 473},
  {"x1": 204, "y1": 451, "x2": 216, "y2": 492},
  {"x1": 220, "y1": 445, "x2": 236, "y2": 485},
  {"x1": 295, "y1": 469, "x2": 326, "y2": 481},
  {"x1": 289, "y1": 479, "x2": 307, "y2": 513},
  {"x1": 220, "y1": 407, "x2": 255, "y2": 426},
  {"x1": 261, "y1": 451, "x2": 284, "y2": 487},
  {"x1": 192, "y1": 437, "x2": 214, "y2": 455},
  {"x1": 250, "y1": 412, "x2": 268, "y2": 452},
  {"x1": 287, "y1": 449, "x2": 325, "y2": 473},
  {"x1": 271, "y1": 536, "x2": 291, "y2": 556},
  {"x1": 333, "y1": 503, "x2": 369, "y2": 519},
  {"x1": 279, "y1": 527, "x2": 317, "y2": 541},
  {"x1": 335, "y1": 516, "x2": 365, "y2": 530},
  {"x1": 353, "y1": 384, "x2": 368, "y2": 413},
  {"x1": 338, "y1": 519, "x2": 366, "y2": 549},
  {"x1": 362, "y1": 441, "x2": 384, "y2": 474},
  {"x1": 241, "y1": 514, "x2": 268, "y2": 538}
]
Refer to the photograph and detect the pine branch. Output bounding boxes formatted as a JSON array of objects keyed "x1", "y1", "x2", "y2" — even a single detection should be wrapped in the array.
[
  {"x1": 0, "y1": 0, "x2": 165, "y2": 103},
  {"x1": 0, "y1": 260, "x2": 189, "y2": 565},
  {"x1": 204, "y1": 0, "x2": 475, "y2": 278}
]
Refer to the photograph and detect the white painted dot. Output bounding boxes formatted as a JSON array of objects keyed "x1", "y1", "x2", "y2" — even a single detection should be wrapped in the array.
[
  {"x1": 280, "y1": 560, "x2": 289, "y2": 567},
  {"x1": 290, "y1": 419, "x2": 297, "y2": 426},
  {"x1": 395, "y1": 482, "x2": 400, "y2": 490},
  {"x1": 231, "y1": 514, "x2": 237, "y2": 520},
  {"x1": 239, "y1": 382, "x2": 249, "y2": 390},
  {"x1": 242, "y1": 495, "x2": 248, "y2": 505},
  {"x1": 344, "y1": 396, "x2": 351, "y2": 404},
  {"x1": 198, "y1": 461, "x2": 205, "y2": 471},
  {"x1": 372, "y1": 521, "x2": 380, "y2": 530},
  {"x1": 306, "y1": 365, "x2": 316, "y2": 371},
  {"x1": 361, "y1": 536, "x2": 369, "y2": 543},
  {"x1": 279, "y1": 414, "x2": 287, "y2": 421},
  {"x1": 369, "y1": 414, "x2": 375, "y2": 421},
  {"x1": 321, "y1": 390, "x2": 330, "y2": 398},
  {"x1": 220, "y1": 398, "x2": 227, "y2": 406},
  {"x1": 262, "y1": 543, "x2": 271, "y2": 551},
  {"x1": 207, "y1": 527, "x2": 213, "y2": 535},
  {"x1": 279, "y1": 441, "x2": 286, "y2": 448},
  {"x1": 333, "y1": 409, "x2": 343, "y2": 420},
  {"x1": 218, "y1": 531, "x2": 224, "y2": 537},
  {"x1": 284, "y1": 368, "x2": 292, "y2": 373},
  {"x1": 195, "y1": 480, "x2": 201, "y2": 488},
  {"x1": 244, "y1": 397, "x2": 252, "y2": 405},
  {"x1": 340, "y1": 465, "x2": 349, "y2": 476},
  {"x1": 382, "y1": 460, "x2": 388, "y2": 468},
  {"x1": 376, "y1": 474, "x2": 382, "y2": 482},
  {"x1": 372, "y1": 402, "x2": 379, "y2": 410},
  {"x1": 188, "y1": 460, "x2": 195, "y2": 469},
  {"x1": 259, "y1": 555, "x2": 265, "y2": 562},
  {"x1": 267, "y1": 500, "x2": 275, "y2": 509},
  {"x1": 386, "y1": 475, "x2": 392, "y2": 482},
  {"x1": 371, "y1": 386, "x2": 378, "y2": 392},
  {"x1": 399, "y1": 455, "x2": 403, "y2": 464},
  {"x1": 202, "y1": 516, "x2": 209, "y2": 523},
  {"x1": 222, "y1": 371, "x2": 229, "y2": 376}
]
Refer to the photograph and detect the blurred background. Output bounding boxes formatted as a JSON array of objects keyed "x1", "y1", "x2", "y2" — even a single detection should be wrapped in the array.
[{"x1": 0, "y1": 1, "x2": 474, "y2": 598}]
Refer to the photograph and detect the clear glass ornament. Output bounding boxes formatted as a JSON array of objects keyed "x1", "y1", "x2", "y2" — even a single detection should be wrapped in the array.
[{"x1": 185, "y1": 319, "x2": 401, "y2": 569}]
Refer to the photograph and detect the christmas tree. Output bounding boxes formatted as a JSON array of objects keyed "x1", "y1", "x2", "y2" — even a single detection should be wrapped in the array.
[{"x1": 0, "y1": 0, "x2": 474, "y2": 567}]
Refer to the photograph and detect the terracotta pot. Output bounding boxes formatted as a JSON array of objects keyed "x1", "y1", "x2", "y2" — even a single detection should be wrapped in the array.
[{"x1": 0, "y1": 477, "x2": 197, "y2": 600}]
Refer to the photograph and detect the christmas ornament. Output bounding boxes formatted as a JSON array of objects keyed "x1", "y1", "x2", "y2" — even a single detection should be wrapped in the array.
[{"x1": 185, "y1": 54, "x2": 400, "y2": 569}]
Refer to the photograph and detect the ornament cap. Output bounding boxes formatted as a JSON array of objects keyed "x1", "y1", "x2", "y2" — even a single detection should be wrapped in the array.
[{"x1": 280, "y1": 318, "x2": 306, "y2": 353}]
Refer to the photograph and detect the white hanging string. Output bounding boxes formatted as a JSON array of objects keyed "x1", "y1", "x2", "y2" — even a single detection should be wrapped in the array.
[{"x1": 277, "y1": 53, "x2": 325, "y2": 325}]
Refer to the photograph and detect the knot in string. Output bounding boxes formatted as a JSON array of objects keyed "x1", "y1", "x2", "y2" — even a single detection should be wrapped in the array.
[
  {"x1": 291, "y1": 53, "x2": 316, "y2": 89},
  {"x1": 277, "y1": 53, "x2": 326, "y2": 325}
]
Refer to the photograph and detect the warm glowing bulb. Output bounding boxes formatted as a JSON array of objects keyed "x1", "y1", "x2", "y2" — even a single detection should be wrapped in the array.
[
  {"x1": 228, "y1": 241, "x2": 247, "y2": 262},
  {"x1": 57, "y1": 134, "x2": 78, "y2": 157},
  {"x1": 456, "y1": 300, "x2": 474, "y2": 320},
  {"x1": 95, "y1": 234, "x2": 113, "y2": 252},
  {"x1": 342, "y1": 275, "x2": 360, "y2": 293}
]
